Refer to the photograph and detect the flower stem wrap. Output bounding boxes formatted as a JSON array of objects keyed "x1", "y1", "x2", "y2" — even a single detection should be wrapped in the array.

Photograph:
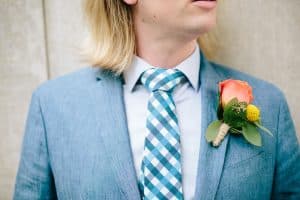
[{"x1": 213, "y1": 123, "x2": 230, "y2": 147}]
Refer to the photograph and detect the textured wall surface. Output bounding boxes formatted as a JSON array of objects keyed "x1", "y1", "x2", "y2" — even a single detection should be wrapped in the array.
[
  {"x1": 0, "y1": 0, "x2": 299, "y2": 199},
  {"x1": 44, "y1": 0, "x2": 85, "y2": 77},
  {"x1": 0, "y1": 0, "x2": 48, "y2": 199}
]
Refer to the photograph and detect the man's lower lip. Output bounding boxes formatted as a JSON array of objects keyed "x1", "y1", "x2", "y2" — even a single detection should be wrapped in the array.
[{"x1": 191, "y1": 0, "x2": 217, "y2": 9}]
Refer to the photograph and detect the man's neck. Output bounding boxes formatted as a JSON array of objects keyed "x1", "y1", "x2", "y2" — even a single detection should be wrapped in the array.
[{"x1": 134, "y1": 25, "x2": 198, "y2": 69}]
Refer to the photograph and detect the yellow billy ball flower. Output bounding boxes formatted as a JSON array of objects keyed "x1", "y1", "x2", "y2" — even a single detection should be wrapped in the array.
[{"x1": 246, "y1": 104, "x2": 260, "y2": 122}]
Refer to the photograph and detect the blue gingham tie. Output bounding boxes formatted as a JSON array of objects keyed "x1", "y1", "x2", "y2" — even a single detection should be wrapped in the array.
[{"x1": 139, "y1": 68, "x2": 187, "y2": 200}]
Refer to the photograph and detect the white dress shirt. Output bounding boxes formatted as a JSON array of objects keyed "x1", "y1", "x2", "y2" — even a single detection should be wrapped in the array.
[{"x1": 122, "y1": 44, "x2": 202, "y2": 200}]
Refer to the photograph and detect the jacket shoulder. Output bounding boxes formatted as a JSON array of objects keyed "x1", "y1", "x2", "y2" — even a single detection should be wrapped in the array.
[
  {"x1": 209, "y1": 61, "x2": 285, "y2": 101},
  {"x1": 32, "y1": 66, "x2": 98, "y2": 98}
]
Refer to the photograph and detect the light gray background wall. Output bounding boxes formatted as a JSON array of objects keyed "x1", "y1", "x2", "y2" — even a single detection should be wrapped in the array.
[{"x1": 0, "y1": 0, "x2": 299, "y2": 199}]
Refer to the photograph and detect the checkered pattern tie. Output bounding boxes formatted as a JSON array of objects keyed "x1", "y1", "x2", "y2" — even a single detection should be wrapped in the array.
[{"x1": 139, "y1": 68, "x2": 187, "y2": 200}]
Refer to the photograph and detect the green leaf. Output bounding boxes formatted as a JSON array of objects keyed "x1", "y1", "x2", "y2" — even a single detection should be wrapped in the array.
[
  {"x1": 206, "y1": 120, "x2": 222, "y2": 142},
  {"x1": 217, "y1": 91, "x2": 223, "y2": 120},
  {"x1": 242, "y1": 123, "x2": 262, "y2": 147},
  {"x1": 230, "y1": 127, "x2": 243, "y2": 134},
  {"x1": 257, "y1": 119, "x2": 262, "y2": 125},
  {"x1": 254, "y1": 122, "x2": 273, "y2": 136},
  {"x1": 223, "y1": 98, "x2": 247, "y2": 128},
  {"x1": 224, "y1": 98, "x2": 239, "y2": 110},
  {"x1": 217, "y1": 104, "x2": 223, "y2": 120}
]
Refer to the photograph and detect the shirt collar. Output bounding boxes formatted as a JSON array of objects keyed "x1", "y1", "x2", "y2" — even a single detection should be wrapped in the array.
[{"x1": 122, "y1": 43, "x2": 200, "y2": 92}]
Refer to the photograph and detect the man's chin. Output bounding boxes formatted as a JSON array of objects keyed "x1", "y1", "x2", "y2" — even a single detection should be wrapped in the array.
[{"x1": 185, "y1": 20, "x2": 217, "y2": 36}]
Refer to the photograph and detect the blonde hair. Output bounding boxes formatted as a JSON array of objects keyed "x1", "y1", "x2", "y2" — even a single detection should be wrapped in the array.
[{"x1": 82, "y1": 0, "x2": 217, "y2": 75}]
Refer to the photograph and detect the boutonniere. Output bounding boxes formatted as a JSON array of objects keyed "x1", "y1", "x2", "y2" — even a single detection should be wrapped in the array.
[{"x1": 205, "y1": 79, "x2": 272, "y2": 147}]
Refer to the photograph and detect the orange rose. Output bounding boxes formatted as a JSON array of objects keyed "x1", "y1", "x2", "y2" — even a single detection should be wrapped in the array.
[{"x1": 219, "y1": 79, "x2": 253, "y2": 107}]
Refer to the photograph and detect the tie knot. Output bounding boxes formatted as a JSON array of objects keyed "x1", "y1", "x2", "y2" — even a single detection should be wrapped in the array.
[{"x1": 140, "y1": 68, "x2": 187, "y2": 93}]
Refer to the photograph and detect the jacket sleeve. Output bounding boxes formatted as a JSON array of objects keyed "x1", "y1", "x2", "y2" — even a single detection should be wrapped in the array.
[
  {"x1": 272, "y1": 92, "x2": 300, "y2": 199},
  {"x1": 13, "y1": 90, "x2": 57, "y2": 200}
]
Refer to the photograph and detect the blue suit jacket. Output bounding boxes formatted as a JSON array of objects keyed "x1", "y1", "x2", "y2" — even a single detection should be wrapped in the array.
[{"x1": 14, "y1": 51, "x2": 300, "y2": 200}]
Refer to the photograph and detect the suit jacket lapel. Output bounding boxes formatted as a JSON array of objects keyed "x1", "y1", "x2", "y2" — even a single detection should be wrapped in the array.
[
  {"x1": 94, "y1": 69, "x2": 141, "y2": 200},
  {"x1": 194, "y1": 52, "x2": 229, "y2": 200}
]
